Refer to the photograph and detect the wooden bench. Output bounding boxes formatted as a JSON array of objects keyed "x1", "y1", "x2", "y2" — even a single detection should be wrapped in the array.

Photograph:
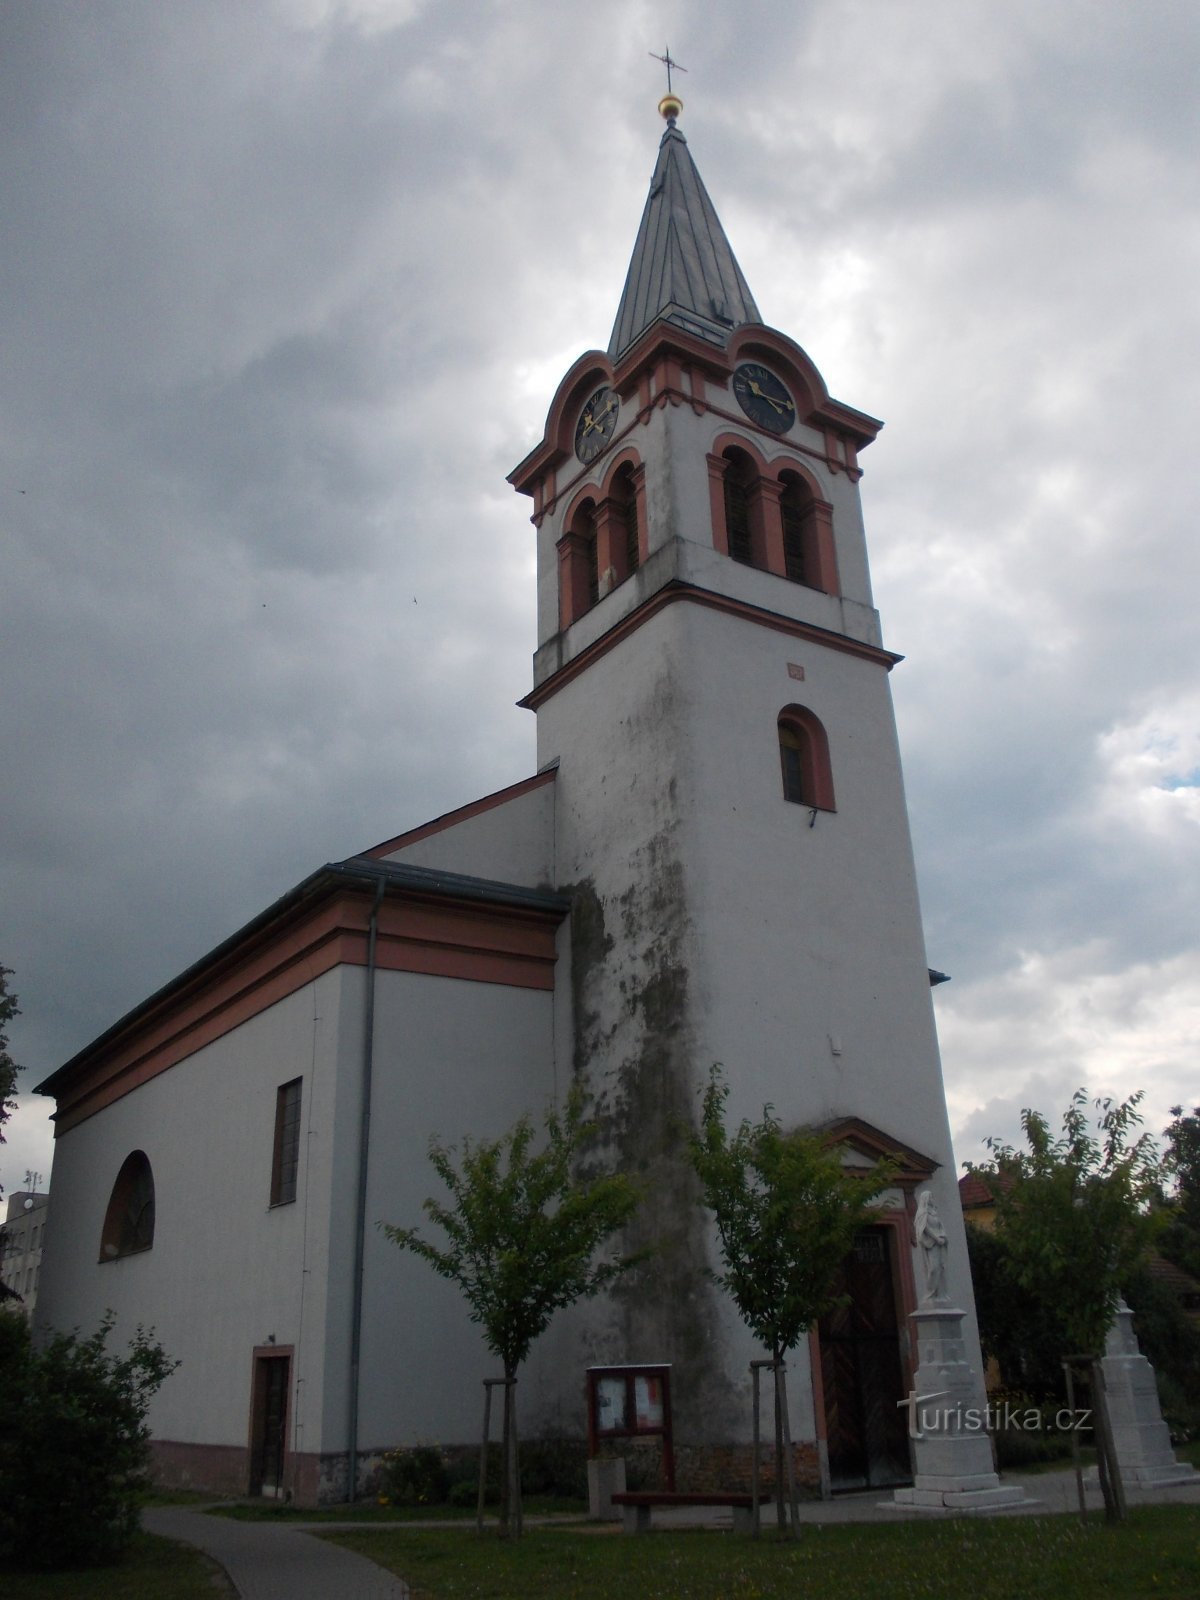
[{"x1": 610, "y1": 1490, "x2": 759, "y2": 1533}]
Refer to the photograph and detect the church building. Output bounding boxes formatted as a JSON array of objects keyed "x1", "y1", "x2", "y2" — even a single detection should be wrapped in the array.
[{"x1": 35, "y1": 96, "x2": 985, "y2": 1505}]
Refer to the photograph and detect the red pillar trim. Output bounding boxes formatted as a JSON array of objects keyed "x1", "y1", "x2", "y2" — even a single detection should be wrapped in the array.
[
  {"x1": 685, "y1": 364, "x2": 706, "y2": 414},
  {"x1": 823, "y1": 429, "x2": 843, "y2": 473},
  {"x1": 757, "y1": 478, "x2": 786, "y2": 578},
  {"x1": 638, "y1": 371, "x2": 652, "y2": 417},
  {"x1": 706, "y1": 451, "x2": 731, "y2": 556},
  {"x1": 808, "y1": 1325, "x2": 828, "y2": 1446},
  {"x1": 811, "y1": 500, "x2": 840, "y2": 596},
  {"x1": 556, "y1": 529, "x2": 592, "y2": 629}
]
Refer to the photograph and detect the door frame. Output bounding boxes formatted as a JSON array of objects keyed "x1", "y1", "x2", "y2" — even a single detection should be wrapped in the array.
[{"x1": 247, "y1": 1344, "x2": 294, "y2": 1499}]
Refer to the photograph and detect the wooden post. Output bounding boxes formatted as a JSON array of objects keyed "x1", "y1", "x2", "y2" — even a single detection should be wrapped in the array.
[
  {"x1": 777, "y1": 1359, "x2": 801, "y2": 1539},
  {"x1": 1091, "y1": 1359, "x2": 1126, "y2": 1525},
  {"x1": 478, "y1": 1378, "x2": 508, "y2": 1535},
  {"x1": 750, "y1": 1359, "x2": 773, "y2": 1538},
  {"x1": 1062, "y1": 1359, "x2": 1088, "y2": 1524}
]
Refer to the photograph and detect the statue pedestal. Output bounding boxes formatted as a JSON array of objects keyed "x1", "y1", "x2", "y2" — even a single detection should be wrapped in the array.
[
  {"x1": 890, "y1": 1306, "x2": 1031, "y2": 1513},
  {"x1": 1097, "y1": 1302, "x2": 1200, "y2": 1489}
]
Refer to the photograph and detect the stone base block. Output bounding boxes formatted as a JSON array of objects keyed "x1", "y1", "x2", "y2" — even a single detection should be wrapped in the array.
[
  {"x1": 588, "y1": 1456, "x2": 626, "y2": 1519},
  {"x1": 1127, "y1": 1463, "x2": 1200, "y2": 1488},
  {"x1": 891, "y1": 1482, "x2": 1033, "y2": 1514}
]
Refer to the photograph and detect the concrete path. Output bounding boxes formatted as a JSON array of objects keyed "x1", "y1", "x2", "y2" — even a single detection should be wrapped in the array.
[{"x1": 143, "y1": 1506, "x2": 409, "y2": 1599}]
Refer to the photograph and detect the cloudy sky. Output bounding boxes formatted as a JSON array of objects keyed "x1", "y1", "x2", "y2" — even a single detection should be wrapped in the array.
[{"x1": 3, "y1": 0, "x2": 1197, "y2": 1199}]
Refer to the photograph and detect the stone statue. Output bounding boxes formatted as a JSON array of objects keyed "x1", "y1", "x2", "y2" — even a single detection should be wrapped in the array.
[{"x1": 914, "y1": 1189, "x2": 949, "y2": 1303}]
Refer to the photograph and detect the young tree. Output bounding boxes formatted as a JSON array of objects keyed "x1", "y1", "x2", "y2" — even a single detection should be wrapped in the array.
[
  {"x1": 1160, "y1": 1104, "x2": 1200, "y2": 1280},
  {"x1": 688, "y1": 1069, "x2": 896, "y2": 1534},
  {"x1": 0, "y1": 967, "x2": 20, "y2": 1199},
  {"x1": 382, "y1": 1083, "x2": 642, "y2": 1536},
  {"x1": 972, "y1": 1089, "x2": 1161, "y2": 1363},
  {"x1": 970, "y1": 1089, "x2": 1162, "y2": 1522},
  {"x1": 0, "y1": 1310, "x2": 177, "y2": 1569}
]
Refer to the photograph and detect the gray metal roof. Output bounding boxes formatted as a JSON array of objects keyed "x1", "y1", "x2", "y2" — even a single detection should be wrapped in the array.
[{"x1": 608, "y1": 121, "x2": 760, "y2": 361}]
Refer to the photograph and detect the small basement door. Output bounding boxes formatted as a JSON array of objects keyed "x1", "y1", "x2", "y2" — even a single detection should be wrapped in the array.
[{"x1": 249, "y1": 1351, "x2": 290, "y2": 1499}]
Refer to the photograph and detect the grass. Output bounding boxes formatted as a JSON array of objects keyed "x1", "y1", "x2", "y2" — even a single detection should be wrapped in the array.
[
  {"x1": 207, "y1": 1493, "x2": 587, "y2": 1522},
  {"x1": 323, "y1": 1505, "x2": 1200, "y2": 1600},
  {"x1": 0, "y1": 1531, "x2": 234, "y2": 1600}
]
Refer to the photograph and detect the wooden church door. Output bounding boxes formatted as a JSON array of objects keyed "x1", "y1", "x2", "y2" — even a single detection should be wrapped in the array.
[{"x1": 818, "y1": 1225, "x2": 912, "y2": 1491}]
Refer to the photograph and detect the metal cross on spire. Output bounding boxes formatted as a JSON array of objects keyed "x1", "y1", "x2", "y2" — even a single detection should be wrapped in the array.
[{"x1": 649, "y1": 46, "x2": 687, "y2": 95}]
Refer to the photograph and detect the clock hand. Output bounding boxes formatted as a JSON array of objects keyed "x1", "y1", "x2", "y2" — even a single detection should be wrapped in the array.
[{"x1": 747, "y1": 380, "x2": 793, "y2": 415}]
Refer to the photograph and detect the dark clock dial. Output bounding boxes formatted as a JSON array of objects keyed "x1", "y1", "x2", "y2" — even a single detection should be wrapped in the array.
[
  {"x1": 574, "y1": 386, "x2": 620, "y2": 462},
  {"x1": 732, "y1": 363, "x2": 795, "y2": 434}
]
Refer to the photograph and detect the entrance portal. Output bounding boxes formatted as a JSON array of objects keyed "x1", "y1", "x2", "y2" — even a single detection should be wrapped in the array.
[
  {"x1": 249, "y1": 1351, "x2": 290, "y2": 1498},
  {"x1": 818, "y1": 1225, "x2": 911, "y2": 1491}
]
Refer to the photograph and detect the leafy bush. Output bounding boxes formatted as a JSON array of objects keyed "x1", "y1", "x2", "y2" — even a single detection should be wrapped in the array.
[
  {"x1": 377, "y1": 1445, "x2": 449, "y2": 1507},
  {"x1": 0, "y1": 1309, "x2": 177, "y2": 1569}
]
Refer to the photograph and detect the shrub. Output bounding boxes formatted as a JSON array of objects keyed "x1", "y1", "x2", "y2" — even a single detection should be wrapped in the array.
[
  {"x1": 0, "y1": 1309, "x2": 177, "y2": 1569},
  {"x1": 377, "y1": 1445, "x2": 449, "y2": 1507}
]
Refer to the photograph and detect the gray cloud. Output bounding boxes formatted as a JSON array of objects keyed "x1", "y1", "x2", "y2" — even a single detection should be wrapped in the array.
[{"x1": 2, "y1": 0, "x2": 1196, "y2": 1193}]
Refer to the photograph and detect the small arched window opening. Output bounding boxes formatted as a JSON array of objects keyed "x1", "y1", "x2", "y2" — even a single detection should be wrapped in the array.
[
  {"x1": 580, "y1": 504, "x2": 600, "y2": 608},
  {"x1": 558, "y1": 497, "x2": 601, "y2": 629},
  {"x1": 723, "y1": 448, "x2": 758, "y2": 567},
  {"x1": 99, "y1": 1151, "x2": 155, "y2": 1261},
  {"x1": 611, "y1": 463, "x2": 641, "y2": 579},
  {"x1": 778, "y1": 706, "x2": 835, "y2": 811},
  {"x1": 780, "y1": 472, "x2": 816, "y2": 588}
]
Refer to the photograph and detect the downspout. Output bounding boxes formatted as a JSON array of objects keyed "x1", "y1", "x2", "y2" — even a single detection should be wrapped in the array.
[{"x1": 347, "y1": 876, "x2": 385, "y2": 1500}]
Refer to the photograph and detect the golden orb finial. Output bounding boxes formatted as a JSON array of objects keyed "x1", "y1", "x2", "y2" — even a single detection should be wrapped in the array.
[{"x1": 658, "y1": 92, "x2": 683, "y2": 123}]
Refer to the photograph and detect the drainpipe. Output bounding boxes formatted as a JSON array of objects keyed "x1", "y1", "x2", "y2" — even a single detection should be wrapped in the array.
[{"x1": 347, "y1": 876, "x2": 385, "y2": 1501}]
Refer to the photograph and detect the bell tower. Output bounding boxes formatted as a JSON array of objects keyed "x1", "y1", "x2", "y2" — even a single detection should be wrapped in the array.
[{"x1": 510, "y1": 99, "x2": 981, "y2": 1475}]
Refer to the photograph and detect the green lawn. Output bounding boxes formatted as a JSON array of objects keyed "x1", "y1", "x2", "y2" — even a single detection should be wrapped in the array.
[
  {"x1": 324, "y1": 1506, "x2": 1200, "y2": 1600},
  {"x1": 0, "y1": 1531, "x2": 234, "y2": 1600}
]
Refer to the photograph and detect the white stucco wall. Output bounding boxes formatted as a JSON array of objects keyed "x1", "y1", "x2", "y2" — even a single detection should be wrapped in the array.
[
  {"x1": 320, "y1": 964, "x2": 560, "y2": 1454},
  {"x1": 36, "y1": 969, "x2": 346, "y2": 1460},
  {"x1": 378, "y1": 778, "x2": 555, "y2": 889}
]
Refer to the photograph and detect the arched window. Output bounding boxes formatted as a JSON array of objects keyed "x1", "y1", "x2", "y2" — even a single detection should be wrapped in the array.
[
  {"x1": 778, "y1": 706, "x2": 835, "y2": 811},
  {"x1": 723, "y1": 448, "x2": 758, "y2": 567},
  {"x1": 780, "y1": 472, "x2": 814, "y2": 587},
  {"x1": 99, "y1": 1151, "x2": 155, "y2": 1261},
  {"x1": 558, "y1": 497, "x2": 600, "y2": 628},
  {"x1": 610, "y1": 462, "x2": 641, "y2": 579},
  {"x1": 581, "y1": 504, "x2": 600, "y2": 608}
]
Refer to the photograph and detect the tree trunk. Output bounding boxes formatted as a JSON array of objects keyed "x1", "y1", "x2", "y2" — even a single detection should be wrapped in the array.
[
  {"x1": 500, "y1": 1371, "x2": 521, "y2": 1539},
  {"x1": 777, "y1": 1356, "x2": 801, "y2": 1540},
  {"x1": 773, "y1": 1347, "x2": 785, "y2": 1535}
]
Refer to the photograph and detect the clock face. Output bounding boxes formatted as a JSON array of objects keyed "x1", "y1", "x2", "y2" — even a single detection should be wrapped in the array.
[
  {"x1": 575, "y1": 386, "x2": 620, "y2": 462},
  {"x1": 732, "y1": 363, "x2": 796, "y2": 434}
]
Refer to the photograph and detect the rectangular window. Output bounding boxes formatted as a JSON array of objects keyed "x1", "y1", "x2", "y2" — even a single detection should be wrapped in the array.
[{"x1": 270, "y1": 1079, "x2": 302, "y2": 1207}]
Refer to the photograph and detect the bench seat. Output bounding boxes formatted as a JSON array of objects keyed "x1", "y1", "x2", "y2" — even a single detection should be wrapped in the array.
[{"x1": 610, "y1": 1489, "x2": 760, "y2": 1533}]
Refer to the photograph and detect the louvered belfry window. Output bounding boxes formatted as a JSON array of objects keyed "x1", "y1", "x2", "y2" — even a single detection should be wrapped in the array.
[
  {"x1": 781, "y1": 478, "x2": 808, "y2": 585},
  {"x1": 724, "y1": 452, "x2": 755, "y2": 566}
]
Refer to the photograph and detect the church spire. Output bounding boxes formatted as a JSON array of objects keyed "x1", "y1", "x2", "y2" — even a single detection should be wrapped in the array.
[{"x1": 608, "y1": 100, "x2": 760, "y2": 361}]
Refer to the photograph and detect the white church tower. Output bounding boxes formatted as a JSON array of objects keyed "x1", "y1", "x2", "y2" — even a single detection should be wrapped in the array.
[{"x1": 511, "y1": 95, "x2": 981, "y2": 1491}]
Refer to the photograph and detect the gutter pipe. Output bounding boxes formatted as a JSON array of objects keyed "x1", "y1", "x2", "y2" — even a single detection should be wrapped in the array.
[{"x1": 347, "y1": 876, "x2": 385, "y2": 1500}]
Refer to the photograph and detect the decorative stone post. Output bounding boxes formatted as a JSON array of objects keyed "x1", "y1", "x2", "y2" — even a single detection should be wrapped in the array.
[{"x1": 1097, "y1": 1300, "x2": 1200, "y2": 1488}]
